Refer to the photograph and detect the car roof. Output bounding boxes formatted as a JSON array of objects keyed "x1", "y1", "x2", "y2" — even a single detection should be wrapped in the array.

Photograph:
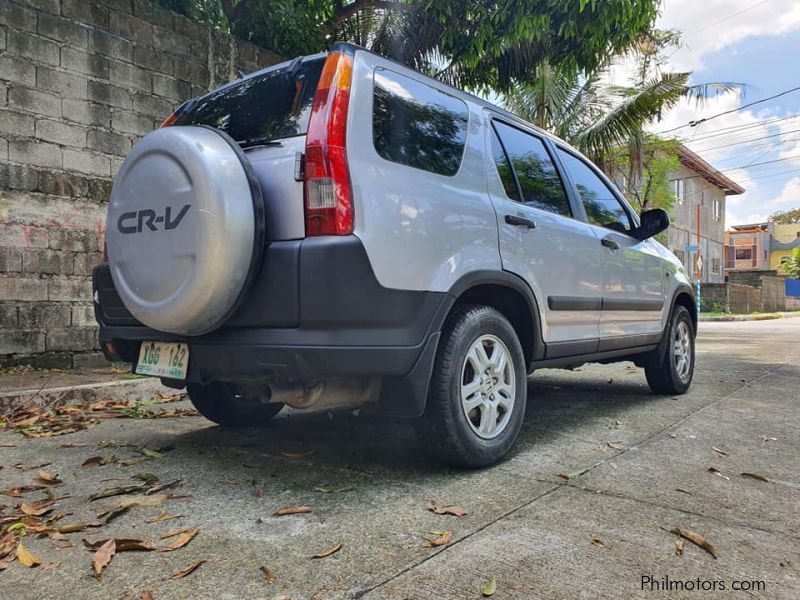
[{"x1": 332, "y1": 42, "x2": 565, "y2": 143}]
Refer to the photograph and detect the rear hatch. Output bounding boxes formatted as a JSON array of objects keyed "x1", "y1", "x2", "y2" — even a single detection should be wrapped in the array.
[{"x1": 172, "y1": 54, "x2": 326, "y2": 241}]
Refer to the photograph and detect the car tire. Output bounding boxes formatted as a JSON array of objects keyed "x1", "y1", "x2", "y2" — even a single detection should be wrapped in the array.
[
  {"x1": 645, "y1": 305, "x2": 695, "y2": 395},
  {"x1": 421, "y1": 305, "x2": 527, "y2": 468},
  {"x1": 187, "y1": 382, "x2": 283, "y2": 427}
]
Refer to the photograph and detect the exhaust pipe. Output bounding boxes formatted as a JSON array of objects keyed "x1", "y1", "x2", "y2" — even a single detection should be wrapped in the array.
[{"x1": 266, "y1": 378, "x2": 380, "y2": 410}]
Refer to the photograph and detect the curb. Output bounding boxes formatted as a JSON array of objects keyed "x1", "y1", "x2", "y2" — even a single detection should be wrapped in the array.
[
  {"x1": 699, "y1": 312, "x2": 800, "y2": 322},
  {"x1": 0, "y1": 377, "x2": 177, "y2": 415}
]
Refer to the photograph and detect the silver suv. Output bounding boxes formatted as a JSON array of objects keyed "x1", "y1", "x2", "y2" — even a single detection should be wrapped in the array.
[{"x1": 95, "y1": 43, "x2": 696, "y2": 467}]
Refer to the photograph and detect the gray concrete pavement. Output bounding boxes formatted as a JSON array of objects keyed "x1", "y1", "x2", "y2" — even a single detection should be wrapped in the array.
[{"x1": 1, "y1": 320, "x2": 798, "y2": 599}]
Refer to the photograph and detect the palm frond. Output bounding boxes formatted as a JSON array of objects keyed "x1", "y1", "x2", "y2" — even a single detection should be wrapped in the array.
[{"x1": 572, "y1": 71, "x2": 691, "y2": 159}]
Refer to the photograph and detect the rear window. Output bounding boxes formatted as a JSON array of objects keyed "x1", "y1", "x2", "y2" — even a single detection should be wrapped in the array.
[
  {"x1": 373, "y1": 68, "x2": 468, "y2": 176},
  {"x1": 174, "y1": 57, "x2": 325, "y2": 144}
]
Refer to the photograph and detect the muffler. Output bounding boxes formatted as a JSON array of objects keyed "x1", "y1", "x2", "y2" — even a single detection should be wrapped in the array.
[{"x1": 266, "y1": 378, "x2": 380, "y2": 410}]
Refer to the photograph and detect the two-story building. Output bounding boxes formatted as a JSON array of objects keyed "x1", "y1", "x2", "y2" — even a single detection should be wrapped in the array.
[
  {"x1": 724, "y1": 223, "x2": 773, "y2": 273},
  {"x1": 667, "y1": 145, "x2": 745, "y2": 283},
  {"x1": 769, "y1": 223, "x2": 800, "y2": 271}
]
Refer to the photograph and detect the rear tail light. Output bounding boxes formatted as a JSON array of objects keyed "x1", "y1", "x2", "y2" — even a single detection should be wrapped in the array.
[{"x1": 304, "y1": 50, "x2": 354, "y2": 236}]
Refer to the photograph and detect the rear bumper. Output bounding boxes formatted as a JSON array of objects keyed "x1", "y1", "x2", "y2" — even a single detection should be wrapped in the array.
[{"x1": 94, "y1": 236, "x2": 450, "y2": 416}]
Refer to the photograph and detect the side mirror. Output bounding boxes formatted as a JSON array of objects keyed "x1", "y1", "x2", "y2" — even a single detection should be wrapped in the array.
[{"x1": 636, "y1": 208, "x2": 670, "y2": 240}]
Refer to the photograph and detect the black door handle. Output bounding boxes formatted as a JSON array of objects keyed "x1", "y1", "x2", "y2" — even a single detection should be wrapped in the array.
[
  {"x1": 601, "y1": 237, "x2": 620, "y2": 250},
  {"x1": 505, "y1": 214, "x2": 536, "y2": 229}
]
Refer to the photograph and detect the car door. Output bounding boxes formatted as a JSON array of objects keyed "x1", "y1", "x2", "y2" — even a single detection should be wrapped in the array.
[
  {"x1": 554, "y1": 147, "x2": 665, "y2": 346},
  {"x1": 487, "y1": 118, "x2": 604, "y2": 354}
]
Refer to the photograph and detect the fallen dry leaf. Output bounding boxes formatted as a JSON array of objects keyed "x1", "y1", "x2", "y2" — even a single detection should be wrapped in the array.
[
  {"x1": 81, "y1": 455, "x2": 116, "y2": 467},
  {"x1": 260, "y1": 565, "x2": 277, "y2": 584},
  {"x1": 556, "y1": 465, "x2": 593, "y2": 480},
  {"x1": 425, "y1": 500, "x2": 468, "y2": 518},
  {"x1": 146, "y1": 480, "x2": 182, "y2": 495},
  {"x1": 98, "y1": 494, "x2": 168, "y2": 522},
  {"x1": 142, "y1": 591, "x2": 155, "y2": 600},
  {"x1": 279, "y1": 449, "x2": 315, "y2": 459},
  {"x1": 591, "y1": 538, "x2": 604, "y2": 547},
  {"x1": 314, "y1": 486, "x2": 354, "y2": 494},
  {"x1": 424, "y1": 531, "x2": 453, "y2": 548},
  {"x1": 0, "y1": 532, "x2": 16, "y2": 559},
  {"x1": 708, "y1": 467, "x2": 730, "y2": 481},
  {"x1": 169, "y1": 560, "x2": 206, "y2": 579},
  {"x1": 89, "y1": 484, "x2": 148, "y2": 502},
  {"x1": 273, "y1": 506, "x2": 312, "y2": 517},
  {"x1": 36, "y1": 470, "x2": 62, "y2": 485},
  {"x1": 312, "y1": 542, "x2": 342, "y2": 558},
  {"x1": 159, "y1": 527, "x2": 193, "y2": 540},
  {"x1": 17, "y1": 540, "x2": 41, "y2": 567},
  {"x1": 483, "y1": 574, "x2": 497, "y2": 597},
  {"x1": 161, "y1": 527, "x2": 199, "y2": 551},
  {"x1": 92, "y1": 539, "x2": 116, "y2": 578},
  {"x1": 670, "y1": 527, "x2": 718, "y2": 559},
  {"x1": 675, "y1": 538, "x2": 685, "y2": 556},
  {"x1": 56, "y1": 521, "x2": 103, "y2": 534},
  {"x1": 740, "y1": 472, "x2": 769, "y2": 482},
  {"x1": 42, "y1": 561, "x2": 60, "y2": 571},
  {"x1": 19, "y1": 499, "x2": 55, "y2": 516},
  {"x1": 83, "y1": 538, "x2": 156, "y2": 552},
  {"x1": 146, "y1": 511, "x2": 183, "y2": 524},
  {"x1": 675, "y1": 488, "x2": 693, "y2": 496},
  {"x1": 711, "y1": 446, "x2": 728, "y2": 456}
]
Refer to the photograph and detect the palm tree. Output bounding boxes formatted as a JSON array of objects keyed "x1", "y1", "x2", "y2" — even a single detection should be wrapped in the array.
[{"x1": 504, "y1": 31, "x2": 742, "y2": 209}]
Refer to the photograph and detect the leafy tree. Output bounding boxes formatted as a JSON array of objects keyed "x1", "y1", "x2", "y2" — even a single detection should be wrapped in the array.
[
  {"x1": 157, "y1": 0, "x2": 660, "y2": 90},
  {"x1": 505, "y1": 29, "x2": 741, "y2": 214},
  {"x1": 782, "y1": 247, "x2": 800, "y2": 279},
  {"x1": 769, "y1": 208, "x2": 800, "y2": 224}
]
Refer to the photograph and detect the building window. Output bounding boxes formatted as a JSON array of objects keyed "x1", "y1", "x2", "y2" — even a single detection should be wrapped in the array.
[
  {"x1": 735, "y1": 248, "x2": 752, "y2": 260},
  {"x1": 796, "y1": 231, "x2": 800, "y2": 238},
  {"x1": 671, "y1": 179, "x2": 685, "y2": 205},
  {"x1": 711, "y1": 258, "x2": 720, "y2": 274},
  {"x1": 674, "y1": 249, "x2": 685, "y2": 265},
  {"x1": 713, "y1": 198, "x2": 721, "y2": 221}
]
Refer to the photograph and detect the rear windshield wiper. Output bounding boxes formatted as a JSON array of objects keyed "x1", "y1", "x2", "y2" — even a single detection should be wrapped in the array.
[{"x1": 238, "y1": 138, "x2": 284, "y2": 149}]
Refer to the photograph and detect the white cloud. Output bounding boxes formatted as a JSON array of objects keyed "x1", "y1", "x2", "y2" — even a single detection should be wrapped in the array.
[
  {"x1": 771, "y1": 176, "x2": 800, "y2": 205},
  {"x1": 657, "y1": 0, "x2": 800, "y2": 71}
]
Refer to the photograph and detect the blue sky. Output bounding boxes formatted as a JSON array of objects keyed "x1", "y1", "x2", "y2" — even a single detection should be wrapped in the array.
[{"x1": 650, "y1": 0, "x2": 800, "y2": 225}]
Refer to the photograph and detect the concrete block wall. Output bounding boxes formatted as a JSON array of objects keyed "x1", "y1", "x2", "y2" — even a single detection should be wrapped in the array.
[
  {"x1": 701, "y1": 278, "x2": 786, "y2": 314},
  {"x1": 0, "y1": 0, "x2": 281, "y2": 368}
]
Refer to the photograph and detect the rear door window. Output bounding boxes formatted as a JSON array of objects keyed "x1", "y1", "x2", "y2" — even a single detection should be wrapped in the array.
[
  {"x1": 372, "y1": 68, "x2": 468, "y2": 176},
  {"x1": 174, "y1": 57, "x2": 325, "y2": 144},
  {"x1": 492, "y1": 121, "x2": 571, "y2": 217}
]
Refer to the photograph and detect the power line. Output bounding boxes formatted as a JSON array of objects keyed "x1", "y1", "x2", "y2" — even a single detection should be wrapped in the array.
[
  {"x1": 690, "y1": 127, "x2": 800, "y2": 153},
  {"x1": 656, "y1": 85, "x2": 800, "y2": 134},
  {"x1": 685, "y1": 113, "x2": 800, "y2": 142},
  {"x1": 682, "y1": 0, "x2": 774, "y2": 38},
  {"x1": 669, "y1": 153, "x2": 800, "y2": 182}
]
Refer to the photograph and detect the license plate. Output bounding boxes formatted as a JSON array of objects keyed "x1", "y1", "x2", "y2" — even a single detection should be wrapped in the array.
[{"x1": 136, "y1": 342, "x2": 189, "y2": 379}]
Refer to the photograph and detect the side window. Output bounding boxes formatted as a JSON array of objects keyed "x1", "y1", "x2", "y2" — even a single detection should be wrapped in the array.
[
  {"x1": 490, "y1": 127, "x2": 520, "y2": 202},
  {"x1": 372, "y1": 68, "x2": 468, "y2": 176},
  {"x1": 492, "y1": 122, "x2": 571, "y2": 217},
  {"x1": 557, "y1": 149, "x2": 633, "y2": 233}
]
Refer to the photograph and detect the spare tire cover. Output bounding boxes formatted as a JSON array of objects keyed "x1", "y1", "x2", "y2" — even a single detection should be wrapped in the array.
[{"x1": 106, "y1": 125, "x2": 263, "y2": 335}]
